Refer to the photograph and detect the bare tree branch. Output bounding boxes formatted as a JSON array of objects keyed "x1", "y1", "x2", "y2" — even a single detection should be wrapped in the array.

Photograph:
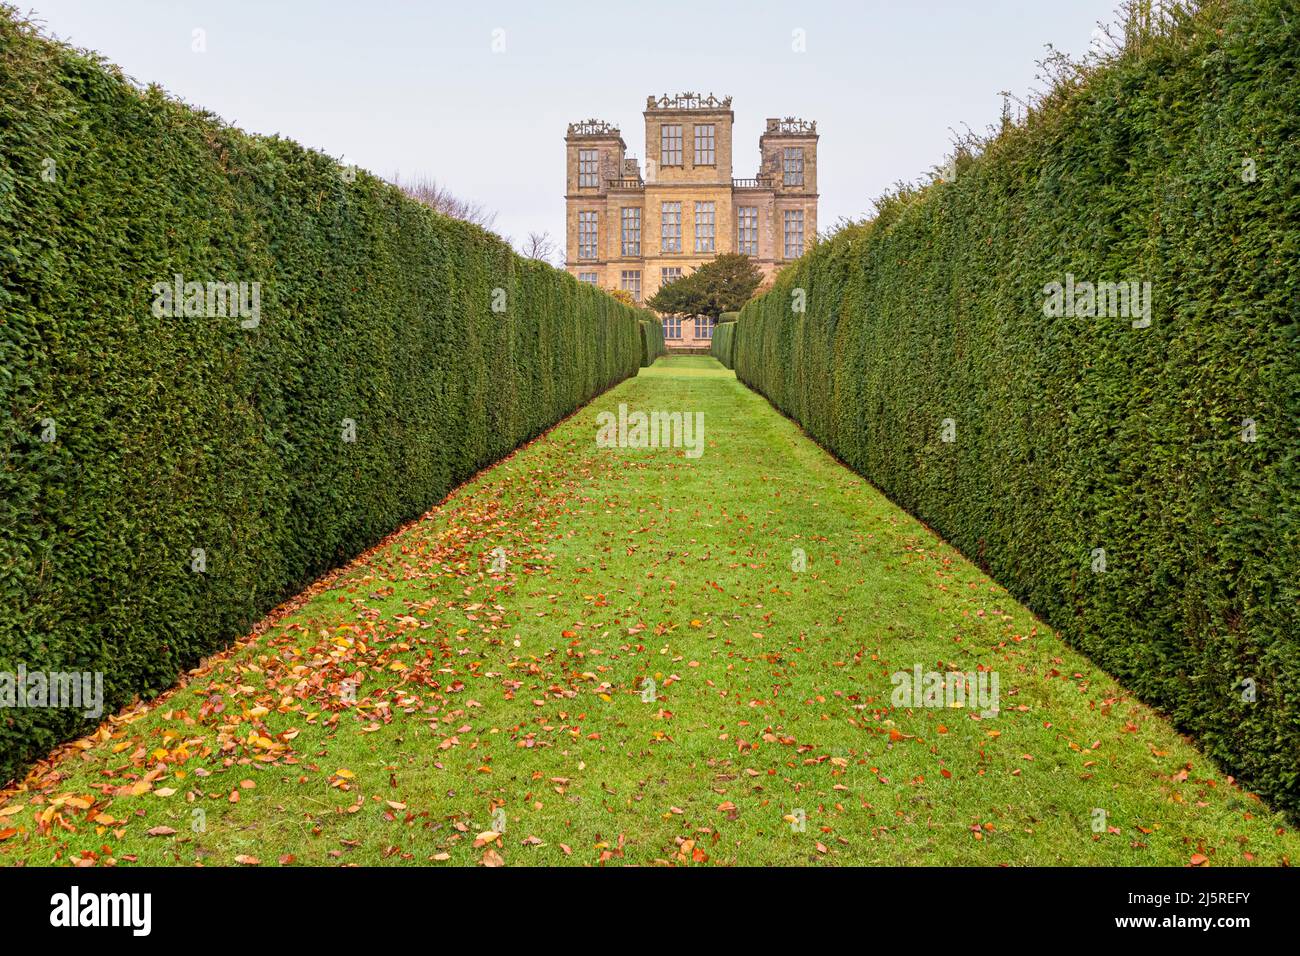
[
  {"x1": 519, "y1": 231, "x2": 558, "y2": 265},
  {"x1": 389, "y1": 172, "x2": 498, "y2": 230}
]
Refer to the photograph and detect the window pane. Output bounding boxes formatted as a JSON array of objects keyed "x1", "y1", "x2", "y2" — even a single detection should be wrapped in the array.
[
  {"x1": 621, "y1": 207, "x2": 641, "y2": 257},
  {"x1": 579, "y1": 211, "x2": 598, "y2": 259},
  {"x1": 620, "y1": 269, "x2": 641, "y2": 302},
  {"x1": 579, "y1": 149, "x2": 599, "y2": 188},
  {"x1": 694, "y1": 124, "x2": 715, "y2": 165},
  {"x1": 738, "y1": 206, "x2": 758, "y2": 256},
  {"x1": 783, "y1": 209, "x2": 804, "y2": 259},
  {"x1": 661, "y1": 202, "x2": 681, "y2": 252},
  {"x1": 694, "y1": 201, "x2": 715, "y2": 253},
  {"x1": 660, "y1": 125, "x2": 682, "y2": 166},
  {"x1": 783, "y1": 147, "x2": 804, "y2": 186}
]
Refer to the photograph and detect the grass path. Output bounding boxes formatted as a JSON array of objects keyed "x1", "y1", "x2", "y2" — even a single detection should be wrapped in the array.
[{"x1": 2, "y1": 356, "x2": 1294, "y2": 866}]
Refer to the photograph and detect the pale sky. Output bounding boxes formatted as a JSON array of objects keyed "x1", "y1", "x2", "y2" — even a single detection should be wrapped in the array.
[{"x1": 19, "y1": 0, "x2": 1121, "y2": 252}]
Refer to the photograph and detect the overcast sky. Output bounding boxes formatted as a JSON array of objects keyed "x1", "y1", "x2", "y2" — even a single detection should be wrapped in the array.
[{"x1": 20, "y1": 0, "x2": 1121, "y2": 251}]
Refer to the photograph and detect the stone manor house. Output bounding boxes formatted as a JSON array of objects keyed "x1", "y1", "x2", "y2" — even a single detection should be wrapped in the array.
[{"x1": 565, "y1": 92, "x2": 819, "y2": 349}]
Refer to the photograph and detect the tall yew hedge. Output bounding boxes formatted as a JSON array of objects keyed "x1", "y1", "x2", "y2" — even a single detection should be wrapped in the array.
[
  {"x1": 735, "y1": 0, "x2": 1299, "y2": 815},
  {"x1": 639, "y1": 318, "x2": 666, "y2": 367},
  {"x1": 0, "y1": 10, "x2": 640, "y2": 783},
  {"x1": 711, "y1": 318, "x2": 736, "y2": 369}
]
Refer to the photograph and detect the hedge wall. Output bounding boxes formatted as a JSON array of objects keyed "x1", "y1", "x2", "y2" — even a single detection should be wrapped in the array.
[
  {"x1": 639, "y1": 318, "x2": 666, "y2": 367},
  {"x1": 0, "y1": 10, "x2": 641, "y2": 784},
  {"x1": 735, "y1": 0, "x2": 1299, "y2": 816},
  {"x1": 711, "y1": 319, "x2": 736, "y2": 369}
]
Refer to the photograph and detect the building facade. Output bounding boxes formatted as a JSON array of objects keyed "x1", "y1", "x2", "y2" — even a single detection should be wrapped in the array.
[{"x1": 565, "y1": 92, "x2": 818, "y2": 348}]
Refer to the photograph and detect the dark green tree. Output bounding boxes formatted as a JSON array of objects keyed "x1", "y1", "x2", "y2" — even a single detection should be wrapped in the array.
[{"x1": 647, "y1": 253, "x2": 762, "y2": 319}]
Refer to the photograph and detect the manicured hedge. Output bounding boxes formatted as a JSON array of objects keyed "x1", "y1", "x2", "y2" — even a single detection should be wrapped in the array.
[
  {"x1": 711, "y1": 319, "x2": 736, "y2": 369},
  {"x1": 0, "y1": 10, "x2": 641, "y2": 784},
  {"x1": 639, "y1": 318, "x2": 666, "y2": 367},
  {"x1": 734, "y1": 0, "x2": 1299, "y2": 816}
]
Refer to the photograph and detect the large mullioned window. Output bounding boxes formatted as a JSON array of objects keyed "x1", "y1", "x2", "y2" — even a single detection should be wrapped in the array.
[
  {"x1": 620, "y1": 270, "x2": 641, "y2": 302},
  {"x1": 783, "y1": 209, "x2": 804, "y2": 259},
  {"x1": 694, "y1": 124, "x2": 715, "y2": 165},
  {"x1": 694, "y1": 202, "x2": 715, "y2": 253},
  {"x1": 578, "y1": 211, "x2": 598, "y2": 259},
  {"x1": 660, "y1": 125, "x2": 682, "y2": 166},
  {"x1": 661, "y1": 202, "x2": 682, "y2": 252},
  {"x1": 578, "y1": 149, "x2": 598, "y2": 188},
  {"x1": 696, "y1": 202, "x2": 717, "y2": 254},
  {"x1": 621, "y1": 207, "x2": 641, "y2": 257},
  {"x1": 783, "y1": 147, "x2": 804, "y2": 186},
  {"x1": 737, "y1": 206, "x2": 758, "y2": 255}
]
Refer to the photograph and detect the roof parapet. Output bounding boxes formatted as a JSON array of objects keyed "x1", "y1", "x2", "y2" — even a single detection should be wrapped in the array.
[{"x1": 645, "y1": 91, "x2": 732, "y2": 110}]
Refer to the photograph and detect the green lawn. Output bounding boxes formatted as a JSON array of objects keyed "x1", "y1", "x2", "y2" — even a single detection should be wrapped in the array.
[{"x1": 2, "y1": 356, "x2": 1294, "y2": 866}]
